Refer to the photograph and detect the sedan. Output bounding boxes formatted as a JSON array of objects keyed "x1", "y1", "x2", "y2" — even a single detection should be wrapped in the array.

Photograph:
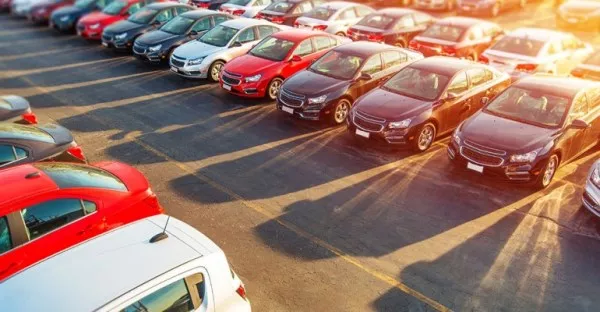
[
  {"x1": 409, "y1": 17, "x2": 504, "y2": 61},
  {"x1": 481, "y1": 27, "x2": 593, "y2": 81},
  {"x1": 0, "y1": 95, "x2": 37, "y2": 124},
  {"x1": 219, "y1": 0, "x2": 273, "y2": 18},
  {"x1": 556, "y1": 0, "x2": 600, "y2": 31},
  {"x1": 294, "y1": 1, "x2": 374, "y2": 36},
  {"x1": 170, "y1": 18, "x2": 284, "y2": 82},
  {"x1": 571, "y1": 50, "x2": 600, "y2": 80},
  {"x1": 28, "y1": 0, "x2": 74, "y2": 24},
  {"x1": 133, "y1": 10, "x2": 234, "y2": 64},
  {"x1": 0, "y1": 161, "x2": 164, "y2": 281},
  {"x1": 449, "y1": 75, "x2": 600, "y2": 189},
  {"x1": 76, "y1": 0, "x2": 154, "y2": 40},
  {"x1": 277, "y1": 41, "x2": 423, "y2": 125},
  {"x1": 255, "y1": 0, "x2": 323, "y2": 26},
  {"x1": 0, "y1": 123, "x2": 86, "y2": 169},
  {"x1": 50, "y1": 0, "x2": 114, "y2": 33},
  {"x1": 221, "y1": 29, "x2": 346, "y2": 100},
  {"x1": 101, "y1": 2, "x2": 192, "y2": 51},
  {"x1": 348, "y1": 57, "x2": 510, "y2": 152},
  {"x1": 457, "y1": 0, "x2": 527, "y2": 17},
  {"x1": 347, "y1": 8, "x2": 435, "y2": 48}
]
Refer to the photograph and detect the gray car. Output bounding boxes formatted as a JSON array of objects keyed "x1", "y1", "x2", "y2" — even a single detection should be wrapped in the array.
[
  {"x1": 294, "y1": 1, "x2": 374, "y2": 36},
  {"x1": 583, "y1": 159, "x2": 600, "y2": 217},
  {"x1": 0, "y1": 95, "x2": 37, "y2": 124},
  {"x1": 0, "y1": 123, "x2": 86, "y2": 169},
  {"x1": 170, "y1": 18, "x2": 285, "y2": 81}
]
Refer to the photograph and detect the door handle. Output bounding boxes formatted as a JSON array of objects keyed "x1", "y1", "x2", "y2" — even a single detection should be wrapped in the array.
[
  {"x1": 77, "y1": 224, "x2": 94, "y2": 235},
  {"x1": 461, "y1": 104, "x2": 471, "y2": 113}
]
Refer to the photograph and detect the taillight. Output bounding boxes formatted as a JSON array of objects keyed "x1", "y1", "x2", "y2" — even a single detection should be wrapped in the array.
[
  {"x1": 67, "y1": 144, "x2": 86, "y2": 162},
  {"x1": 232, "y1": 9, "x2": 245, "y2": 16},
  {"x1": 441, "y1": 45, "x2": 456, "y2": 55},
  {"x1": 236, "y1": 284, "x2": 247, "y2": 301},
  {"x1": 367, "y1": 33, "x2": 383, "y2": 42},
  {"x1": 347, "y1": 28, "x2": 355, "y2": 36},
  {"x1": 313, "y1": 25, "x2": 327, "y2": 31},
  {"x1": 271, "y1": 16, "x2": 284, "y2": 24},
  {"x1": 515, "y1": 63, "x2": 538, "y2": 72},
  {"x1": 144, "y1": 193, "x2": 163, "y2": 213},
  {"x1": 293, "y1": 21, "x2": 299, "y2": 27},
  {"x1": 571, "y1": 68, "x2": 584, "y2": 77},
  {"x1": 408, "y1": 40, "x2": 418, "y2": 49},
  {"x1": 254, "y1": 12, "x2": 264, "y2": 19},
  {"x1": 478, "y1": 54, "x2": 489, "y2": 64},
  {"x1": 198, "y1": 2, "x2": 209, "y2": 8},
  {"x1": 21, "y1": 111, "x2": 38, "y2": 124}
]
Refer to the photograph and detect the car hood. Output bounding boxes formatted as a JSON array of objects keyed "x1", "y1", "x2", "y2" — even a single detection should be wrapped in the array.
[
  {"x1": 51, "y1": 5, "x2": 84, "y2": 17},
  {"x1": 104, "y1": 19, "x2": 145, "y2": 34},
  {"x1": 173, "y1": 40, "x2": 226, "y2": 59},
  {"x1": 78, "y1": 11, "x2": 117, "y2": 24},
  {"x1": 137, "y1": 30, "x2": 181, "y2": 45},
  {"x1": 560, "y1": 0, "x2": 600, "y2": 14},
  {"x1": 283, "y1": 70, "x2": 348, "y2": 96},
  {"x1": 355, "y1": 88, "x2": 432, "y2": 120},
  {"x1": 460, "y1": 111, "x2": 557, "y2": 152},
  {"x1": 38, "y1": 123, "x2": 74, "y2": 146},
  {"x1": 224, "y1": 54, "x2": 279, "y2": 76}
]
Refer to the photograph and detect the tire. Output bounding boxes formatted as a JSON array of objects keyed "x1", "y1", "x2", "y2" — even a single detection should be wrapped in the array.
[
  {"x1": 208, "y1": 60, "x2": 224, "y2": 82},
  {"x1": 395, "y1": 39, "x2": 407, "y2": 48},
  {"x1": 490, "y1": 3, "x2": 500, "y2": 17},
  {"x1": 335, "y1": 31, "x2": 346, "y2": 37},
  {"x1": 535, "y1": 154, "x2": 559, "y2": 189},
  {"x1": 412, "y1": 122, "x2": 436, "y2": 152},
  {"x1": 331, "y1": 98, "x2": 351, "y2": 125},
  {"x1": 266, "y1": 77, "x2": 283, "y2": 101}
]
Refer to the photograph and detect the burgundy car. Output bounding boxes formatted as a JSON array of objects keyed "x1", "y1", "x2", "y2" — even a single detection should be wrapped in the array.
[
  {"x1": 409, "y1": 17, "x2": 503, "y2": 61},
  {"x1": 348, "y1": 56, "x2": 510, "y2": 151},
  {"x1": 0, "y1": 0, "x2": 11, "y2": 11},
  {"x1": 29, "y1": 0, "x2": 74, "y2": 24},
  {"x1": 449, "y1": 75, "x2": 600, "y2": 188}
]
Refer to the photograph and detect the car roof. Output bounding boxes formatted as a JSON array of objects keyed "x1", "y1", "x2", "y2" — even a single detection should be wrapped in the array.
[
  {"x1": 507, "y1": 27, "x2": 572, "y2": 41},
  {"x1": 436, "y1": 16, "x2": 492, "y2": 29},
  {"x1": 0, "y1": 163, "x2": 57, "y2": 210},
  {"x1": 317, "y1": 1, "x2": 361, "y2": 10},
  {"x1": 408, "y1": 56, "x2": 480, "y2": 76},
  {"x1": 333, "y1": 41, "x2": 401, "y2": 57},
  {"x1": 0, "y1": 215, "x2": 221, "y2": 312},
  {"x1": 272, "y1": 29, "x2": 329, "y2": 41},
  {"x1": 145, "y1": 2, "x2": 190, "y2": 9},
  {"x1": 220, "y1": 17, "x2": 274, "y2": 29},
  {"x1": 374, "y1": 8, "x2": 419, "y2": 17},
  {"x1": 515, "y1": 75, "x2": 600, "y2": 98},
  {"x1": 180, "y1": 9, "x2": 228, "y2": 19}
]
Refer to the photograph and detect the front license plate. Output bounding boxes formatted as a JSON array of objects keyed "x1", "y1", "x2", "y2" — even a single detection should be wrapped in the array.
[
  {"x1": 170, "y1": 66, "x2": 178, "y2": 73},
  {"x1": 355, "y1": 129, "x2": 370, "y2": 138},
  {"x1": 223, "y1": 84, "x2": 232, "y2": 91},
  {"x1": 281, "y1": 106, "x2": 294, "y2": 114},
  {"x1": 467, "y1": 162, "x2": 484, "y2": 173},
  {"x1": 101, "y1": 42, "x2": 108, "y2": 47}
]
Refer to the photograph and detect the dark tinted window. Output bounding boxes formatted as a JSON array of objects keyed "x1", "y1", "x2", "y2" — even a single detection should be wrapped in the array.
[
  {"x1": 155, "y1": 9, "x2": 173, "y2": 23},
  {"x1": 127, "y1": 2, "x2": 142, "y2": 15},
  {"x1": 121, "y1": 279, "x2": 193, "y2": 312},
  {"x1": 0, "y1": 124, "x2": 54, "y2": 144},
  {"x1": 382, "y1": 51, "x2": 407, "y2": 68},
  {"x1": 361, "y1": 54, "x2": 382, "y2": 75},
  {"x1": 467, "y1": 68, "x2": 493, "y2": 87},
  {"x1": 175, "y1": 6, "x2": 189, "y2": 15},
  {"x1": 447, "y1": 72, "x2": 468, "y2": 94},
  {"x1": 213, "y1": 14, "x2": 230, "y2": 25},
  {"x1": 36, "y1": 163, "x2": 128, "y2": 191},
  {"x1": 0, "y1": 145, "x2": 15, "y2": 165},
  {"x1": 0, "y1": 217, "x2": 11, "y2": 254},
  {"x1": 22, "y1": 199, "x2": 96, "y2": 240}
]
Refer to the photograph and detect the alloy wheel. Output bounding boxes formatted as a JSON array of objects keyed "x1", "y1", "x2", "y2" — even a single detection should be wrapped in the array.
[
  {"x1": 542, "y1": 155, "x2": 558, "y2": 187},
  {"x1": 210, "y1": 62, "x2": 224, "y2": 82},
  {"x1": 333, "y1": 100, "x2": 350, "y2": 124},
  {"x1": 268, "y1": 78, "x2": 282, "y2": 100},
  {"x1": 416, "y1": 124, "x2": 435, "y2": 151}
]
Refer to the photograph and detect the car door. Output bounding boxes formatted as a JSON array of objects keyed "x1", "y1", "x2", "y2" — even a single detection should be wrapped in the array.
[
  {"x1": 0, "y1": 213, "x2": 29, "y2": 279},
  {"x1": 0, "y1": 143, "x2": 29, "y2": 169},
  {"x1": 437, "y1": 71, "x2": 471, "y2": 134},
  {"x1": 562, "y1": 93, "x2": 590, "y2": 161},
  {"x1": 281, "y1": 38, "x2": 315, "y2": 78},
  {"x1": 465, "y1": 67, "x2": 500, "y2": 115},
  {"x1": 353, "y1": 53, "x2": 384, "y2": 98}
]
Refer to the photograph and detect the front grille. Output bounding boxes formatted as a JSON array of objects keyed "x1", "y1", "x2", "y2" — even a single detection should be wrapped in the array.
[
  {"x1": 464, "y1": 140, "x2": 506, "y2": 155},
  {"x1": 221, "y1": 72, "x2": 241, "y2": 86},
  {"x1": 460, "y1": 146, "x2": 504, "y2": 167},
  {"x1": 102, "y1": 33, "x2": 112, "y2": 41},
  {"x1": 583, "y1": 191, "x2": 599, "y2": 210},
  {"x1": 171, "y1": 58, "x2": 185, "y2": 67},
  {"x1": 133, "y1": 44, "x2": 146, "y2": 54},
  {"x1": 279, "y1": 89, "x2": 304, "y2": 108},
  {"x1": 353, "y1": 111, "x2": 385, "y2": 132}
]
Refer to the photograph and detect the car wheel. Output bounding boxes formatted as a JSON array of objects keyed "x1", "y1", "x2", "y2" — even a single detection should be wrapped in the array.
[
  {"x1": 519, "y1": 0, "x2": 526, "y2": 8},
  {"x1": 536, "y1": 154, "x2": 559, "y2": 189},
  {"x1": 395, "y1": 39, "x2": 407, "y2": 48},
  {"x1": 331, "y1": 98, "x2": 351, "y2": 125},
  {"x1": 490, "y1": 3, "x2": 500, "y2": 16},
  {"x1": 412, "y1": 122, "x2": 436, "y2": 152},
  {"x1": 266, "y1": 77, "x2": 283, "y2": 101},
  {"x1": 208, "y1": 60, "x2": 224, "y2": 83},
  {"x1": 335, "y1": 31, "x2": 346, "y2": 37}
]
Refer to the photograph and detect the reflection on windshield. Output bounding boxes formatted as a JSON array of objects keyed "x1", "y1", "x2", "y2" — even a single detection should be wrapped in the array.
[
  {"x1": 309, "y1": 51, "x2": 363, "y2": 80},
  {"x1": 356, "y1": 14, "x2": 395, "y2": 30},
  {"x1": 102, "y1": 0, "x2": 126, "y2": 15},
  {"x1": 304, "y1": 7, "x2": 336, "y2": 21},
  {"x1": 35, "y1": 162, "x2": 127, "y2": 191},
  {"x1": 484, "y1": 86, "x2": 569, "y2": 128},
  {"x1": 420, "y1": 25, "x2": 465, "y2": 42},
  {"x1": 199, "y1": 25, "x2": 238, "y2": 47},
  {"x1": 383, "y1": 67, "x2": 450, "y2": 101},
  {"x1": 264, "y1": 1, "x2": 292, "y2": 13},
  {"x1": 160, "y1": 16, "x2": 194, "y2": 35},
  {"x1": 75, "y1": 0, "x2": 96, "y2": 9},
  {"x1": 490, "y1": 36, "x2": 545, "y2": 57},
  {"x1": 128, "y1": 8, "x2": 157, "y2": 24},
  {"x1": 249, "y1": 37, "x2": 294, "y2": 61}
]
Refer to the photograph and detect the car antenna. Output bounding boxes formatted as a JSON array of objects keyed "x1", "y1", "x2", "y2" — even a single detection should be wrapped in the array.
[{"x1": 150, "y1": 216, "x2": 171, "y2": 243}]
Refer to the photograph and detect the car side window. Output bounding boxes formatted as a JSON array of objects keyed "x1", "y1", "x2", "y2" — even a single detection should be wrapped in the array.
[
  {"x1": 361, "y1": 54, "x2": 382, "y2": 75},
  {"x1": 21, "y1": 199, "x2": 97, "y2": 240},
  {"x1": 237, "y1": 27, "x2": 257, "y2": 43},
  {"x1": 0, "y1": 145, "x2": 27, "y2": 166},
  {"x1": 293, "y1": 39, "x2": 314, "y2": 56},
  {"x1": 175, "y1": 7, "x2": 189, "y2": 15},
  {"x1": 155, "y1": 9, "x2": 173, "y2": 23},
  {"x1": 254, "y1": 0, "x2": 269, "y2": 6},
  {"x1": 121, "y1": 273, "x2": 206, "y2": 312},
  {"x1": 355, "y1": 6, "x2": 372, "y2": 17},
  {"x1": 468, "y1": 26, "x2": 483, "y2": 41},
  {"x1": 192, "y1": 18, "x2": 211, "y2": 32},
  {"x1": 395, "y1": 15, "x2": 415, "y2": 29},
  {"x1": 446, "y1": 72, "x2": 469, "y2": 95},
  {"x1": 295, "y1": 1, "x2": 313, "y2": 13},
  {"x1": 258, "y1": 25, "x2": 278, "y2": 38},
  {"x1": 382, "y1": 51, "x2": 407, "y2": 68},
  {"x1": 571, "y1": 94, "x2": 589, "y2": 118},
  {"x1": 127, "y1": 3, "x2": 142, "y2": 15},
  {"x1": 0, "y1": 216, "x2": 12, "y2": 255},
  {"x1": 467, "y1": 68, "x2": 492, "y2": 87},
  {"x1": 213, "y1": 15, "x2": 230, "y2": 25},
  {"x1": 586, "y1": 88, "x2": 600, "y2": 109},
  {"x1": 314, "y1": 36, "x2": 333, "y2": 51},
  {"x1": 337, "y1": 7, "x2": 356, "y2": 20}
]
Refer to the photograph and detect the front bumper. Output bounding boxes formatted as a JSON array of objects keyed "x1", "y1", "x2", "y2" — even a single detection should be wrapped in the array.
[
  {"x1": 101, "y1": 33, "x2": 131, "y2": 50},
  {"x1": 51, "y1": 17, "x2": 76, "y2": 31},
  {"x1": 276, "y1": 97, "x2": 335, "y2": 121},
  {"x1": 346, "y1": 115, "x2": 415, "y2": 146},
  {"x1": 169, "y1": 58, "x2": 209, "y2": 79},
  {"x1": 77, "y1": 24, "x2": 102, "y2": 40},
  {"x1": 133, "y1": 45, "x2": 167, "y2": 63},
  {"x1": 220, "y1": 77, "x2": 268, "y2": 98},
  {"x1": 582, "y1": 181, "x2": 600, "y2": 217}
]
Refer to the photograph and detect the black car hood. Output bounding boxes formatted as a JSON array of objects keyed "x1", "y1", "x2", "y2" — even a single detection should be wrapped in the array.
[
  {"x1": 136, "y1": 30, "x2": 182, "y2": 45},
  {"x1": 52, "y1": 5, "x2": 86, "y2": 18},
  {"x1": 283, "y1": 70, "x2": 350, "y2": 97},
  {"x1": 38, "y1": 124, "x2": 74, "y2": 146},
  {"x1": 355, "y1": 88, "x2": 432, "y2": 120},
  {"x1": 104, "y1": 20, "x2": 147, "y2": 34},
  {"x1": 460, "y1": 111, "x2": 557, "y2": 152}
]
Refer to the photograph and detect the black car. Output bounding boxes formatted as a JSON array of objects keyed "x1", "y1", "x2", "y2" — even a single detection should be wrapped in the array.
[
  {"x1": 133, "y1": 10, "x2": 234, "y2": 63},
  {"x1": 255, "y1": 0, "x2": 323, "y2": 26},
  {"x1": 190, "y1": 0, "x2": 229, "y2": 9},
  {"x1": 572, "y1": 50, "x2": 600, "y2": 81},
  {"x1": 0, "y1": 123, "x2": 86, "y2": 169},
  {"x1": 277, "y1": 42, "x2": 424, "y2": 125},
  {"x1": 50, "y1": 0, "x2": 114, "y2": 32},
  {"x1": 348, "y1": 57, "x2": 511, "y2": 152},
  {"x1": 0, "y1": 96, "x2": 37, "y2": 124},
  {"x1": 449, "y1": 75, "x2": 600, "y2": 188},
  {"x1": 102, "y1": 2, "x2": 193, "y2": 51},
  {"x1": 348, "y1": 8, "x2": 435, "y2": 48}
]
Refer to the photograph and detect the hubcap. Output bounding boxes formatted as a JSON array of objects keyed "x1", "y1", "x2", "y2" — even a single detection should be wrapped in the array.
[
  {"x1": 269, "y1": 80, "x2": 281, "y2": 99},
  {"x1": 211, "y1": 63, "x2": 223, "y2": 80},
  {"x1": 335, "y1": 101, "x2": 349, "y2": 123},
  {"x1": 418, "y1": 126, "x2": 434, "y2": 150},
  {"x1": 542, "y1": 157, "x2": 557, "y2": 186}
]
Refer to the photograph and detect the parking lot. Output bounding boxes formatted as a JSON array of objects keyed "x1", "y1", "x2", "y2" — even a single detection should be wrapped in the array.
[{"x1": 2, "y1": 1, "x2": 600, "y2": 311}]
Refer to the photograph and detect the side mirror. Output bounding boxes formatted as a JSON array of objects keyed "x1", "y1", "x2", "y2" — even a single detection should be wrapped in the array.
[
  {"x1": 230, "y1": 41, "x2": 242, "y2": 48},
  {"x1": 480, "y1": 96, "x2": 489, "y2": 105},
  {"x1": 290, "y1": 55, "x2": 302, "y2": 62},
  {"x1": 357, "y1": 72, "x2": 372, "y2": 81},
  {"x1": 570, "y1": 118, "x2": 590, "y2": 129},
  {"x1": 189, "y1": 30, "x2": 198, "y2": 36}
]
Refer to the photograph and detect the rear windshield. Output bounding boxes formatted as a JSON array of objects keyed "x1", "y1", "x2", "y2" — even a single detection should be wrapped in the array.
[
  {"x1": 420, "y1": 24, "x2": 465, "y2": 42},
  {"x1": 36, "y1": 163, "x2": 128, "y2": 191},
  {"x1": 356, "y1": 14, "x2": 395, "y2": 30},
  {"x1": 490, "y1": 36, "x2": 545, "y2": 57},
  {"x1": 0, "y1": 124, "x2": 54, "y2": 144},
  {"x1": 128, "y1": 8, "x2": 157, "y2": 24},
  {"x1": 584, "y1": 51, "x2": 600, "y2": 66},
  {"x1": 304, "y1": 7, "x2": 336, "y2": 21},
  {"x1": 264, "y1": 1, "x2": 293, "y2": 13}
]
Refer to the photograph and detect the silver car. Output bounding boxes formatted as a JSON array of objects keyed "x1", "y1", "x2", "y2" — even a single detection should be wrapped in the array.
[
  {"x1": 169, "y1": 18, "x2": 286, "y2": 81},
  {"x1": 294, "y1": 1, "x2": 374, "y2": 36},
  {"x1": 583, "y1": 160, "x2": 600, "y2": 218},
  {"x1": 218, "y1": 0, "x2": 272, "y2": 18},
  {"x1": 482, "y1": 27, "x2": 594, "y2": 81}
]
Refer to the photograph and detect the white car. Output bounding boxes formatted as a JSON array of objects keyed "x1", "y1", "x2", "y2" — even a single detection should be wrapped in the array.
[
  {"x1": 170, "y1": 18, "x2": 285, "y2": 82},
  {"x1": 583, "y1": 159, "x2": 600, "y2": 218},
  {"x1": 481, "y1": 27, "x2": 594, "y2": 81},
  {"x1": 11, "y1": 0, "x2": 45, "y2": 17},
  {"x1": 218, "y1": 0, "x2": 273, "y2": 18},
  {"x1": 294, "y1": 1, "x2": 374, "y2": 36},
  {"x1": 0, "y1": 215, "x2": 251, "y2": 312}
]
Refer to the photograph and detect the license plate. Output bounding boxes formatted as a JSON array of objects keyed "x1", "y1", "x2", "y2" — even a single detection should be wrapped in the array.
[
  {"x1": 281, "y1": 105, "x2": 294, "y2": 114},
  {"x1": 223, "y1": 84, "x2": 232, "y2": 91},
  {"x1": 170, "y1": 66, "x2": 178, "y2": 73},
  {"x1": 355, "y1": 129, "x2": 370, "y2": 138},
  {"x1": 467, "y1": 162, "x2": 484, "y2": 173},
  {"x1": 101, "y1": 42, "x2": 108, "y2": 47}
]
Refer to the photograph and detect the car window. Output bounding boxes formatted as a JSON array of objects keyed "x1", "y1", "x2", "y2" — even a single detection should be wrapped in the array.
[
  {"x1": 382, "y1": 51, "x2": 407, "y2": 68},
  {"x1": 295, "y1": 1, "x2": 312, "y2": 13},
  {"x1": 293, "y1": 38, "x2": 314, "y2": 56},
  {"x1": 175, "y1": 7, "x2": 189, "y2": 15},
  {"x1": 192, "y1": 18, "x2": 211, "y2": 32},
  {"x1": 213, "y1": 14, "x2": 230, "y2": 25},
  {"x1": 447, "y1": 72, "x2": 468, "y2": 94},
  {"x1": 587, "y1": 88, "x2": 600, "y2": 109},
  {"x1": 237, "y1": 27, "x2": 256, "y2": 43},
  {"x1": 467, "y1": 68, "x2": 492, "y2": 87},
  {"x1": 0, "y1": 217, "x2": 11, "y2": 255},
  {"x1": 127, "y1": 2, "x2": 141, "y2": 15},
  {"x1": 337, "y1": 7, "x2": 356, "y2": 20},
  {"x1": 121, "y1": 279, "x2": 193, "y2": 312},
  {"x1": 254, "y1": 0, "x2": 269, "y2": 6},
  {"x1": 355, "y1": 5, "x2": 372, "y2": 16},
  {"x1": 571, "y1": 94, "x2": 589, "y2": 117},
  {"x1": 155, "y1": 9, "x2": 173, "y2": 22},
  {"x1": 257, "y1": 25, "x2": 278, "y2": 39},
  {"x1": 395, "y1": 15, "x2": 415, "y2": 29},
  {"x1": 0, "y1": 145, "x2": 27, "y2": 166},
  {"x1": 468, "y1": 26, "x2": 483, "y2": 41},
  {"x1": 314, "y1": 36, "x2": 333, "y2": 51},
  {"x1": 21, "y1": 199, "x2": 97, "y2": 240},
  {"x1": 361, "y1": 54, "x2": 382, "y2": 75},
  {"x1": 35, "y1": 163, "x2": 128, "y2": 191},
  {"x1": 413, "y1": 12, "x2": 430, "y2": 24}
]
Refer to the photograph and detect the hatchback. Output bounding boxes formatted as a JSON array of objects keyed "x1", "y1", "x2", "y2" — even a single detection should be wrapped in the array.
[
  {"x1": 0, "y1": 95, "x2": 37, "y2": 124},
  {"x1": 294, "y1": 1, "x2": 374, "y2": 36}
]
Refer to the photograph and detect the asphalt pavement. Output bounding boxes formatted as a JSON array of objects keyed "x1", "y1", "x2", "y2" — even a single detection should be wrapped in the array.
[{"x1": 2, "y1": 2, "x2": 600, "y2": 311}]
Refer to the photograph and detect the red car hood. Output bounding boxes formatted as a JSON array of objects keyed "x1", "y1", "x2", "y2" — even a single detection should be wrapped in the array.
[
  {"x1": 79, "y1": 11, "x2": 121, "y2": 26},
  {"x1": 224, "y1": 54, "x2": 281, "y2": 77},
  {"x1": 93, "y1": 161, "x2": 151, "y2": 194}
]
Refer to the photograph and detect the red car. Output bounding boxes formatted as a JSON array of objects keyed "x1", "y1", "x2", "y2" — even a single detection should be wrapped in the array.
[
  {"x1": 408, "y1": 17, "x2": 503, "y2": 61},
  {"x1": 28, "y1": 0, "x2": 74, "y2": 24},
  {"x1": 220, "y1": 29, "x2": 346, "y2": 100},
  {"x1": 76, "y1": 0, "x2": 154, "y2": 40},
  {"x1": 0, "y1": 161, "x2": 163, "y2": 281},
  {"x1": 0, "y1": 0, "x2": 11, "y2": 12}
]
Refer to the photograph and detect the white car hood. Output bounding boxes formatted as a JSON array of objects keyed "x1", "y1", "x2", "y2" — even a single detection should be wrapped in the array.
[{"x1": 173, "y1": 40, "x2": 227, "y2": 59}]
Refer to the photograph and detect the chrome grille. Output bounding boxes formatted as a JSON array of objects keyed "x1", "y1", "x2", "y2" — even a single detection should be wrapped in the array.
[
  {"x1": 460, "y1": 146, "x2": 504, "y2": 167},
  {"x1": 221, "y1": 71, "x2": 241, "y2": 86},
  {"x1": 353, "y1": 110, "x2": 385, "y2": 132},
  {"x1": 171, "y1": 58, "x2": 185, "y2": 67},
  {"x1": 133, "y1": 43, "x2": 146, "y2": 54},
  {"x1": 279, "y1": 89, "x2": 305, "y2": 108},
  {"x1": 464, "y1": 140, "x2": 506, "y2": 156}
]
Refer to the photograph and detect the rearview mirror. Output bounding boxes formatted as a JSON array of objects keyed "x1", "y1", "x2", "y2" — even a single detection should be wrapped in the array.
[
  {"x1": 230, "y1": 41, "x2": 242, "y2": 48},
  {"x1": 570, "y1": 118, "x2": 590, "y2": 129},
  {"x1": 290, "y1": 55, "x2": 302, "y2": 62},
  {"x1": 357, "y1": 72, "x2": 372, "y2": 81},
  {"x1": 480, "y1": 96, "x2": 489, "y2": 105}
]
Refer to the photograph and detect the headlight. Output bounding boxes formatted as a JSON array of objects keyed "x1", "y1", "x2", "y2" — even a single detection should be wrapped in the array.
[
  {"x1": 59, "y1": 15, "x2": 70, "y2": 22},
  {"x1": 187, "y1": 57, "x2": 204, "y2": 66},
  {"x1": 244, "y1": 74, "x2": 262, "y2": 82},
  {"x1": 388, "y1": 118, "x2": 411, "y2": 129},
  {"x1": 148, "y1": 44, "x2": 162, "y2": 52},
  {"x1": 509, "y1": 149, "x2": 540, "y2": 163},
  {"x1": 90, "y1": 23, "x2": 100, "y2": 29},
  {"x1": 307, "y1": 95, "x2": 327, "y2": 104},
  {"x1": 453, "y1": 132, "x2": 461, "y2": 145},
  {"x1": 591, "y1": 167, "x2": 600, "y2": 188},
  {"x1": 115, "y1": 32, "x2": 127, "y2": 40}
]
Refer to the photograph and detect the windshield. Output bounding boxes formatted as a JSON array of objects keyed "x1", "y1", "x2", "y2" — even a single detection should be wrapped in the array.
[
  {"x1": 75, "y1": 0, "x2": 95, "y2": 9},
  {"x1": 227, "y1": 0, "x2": 251, "y2": 5},
  {"x1": 36, "y1": 163, "x2": 128, "y2": 191},
  {"x1": 128, "y1": 8, "x2": 157, "y2": 24},
  {"x1": 383, "y1": 67, "x2": 450, "y2": 101},
  {"x1": 356, "y1": 14, "x2": 395, "y2": 30},
  {"x1": 420, "y1": 24, "x2": 465, "y2": 42},
  {"x1": 584, "y1": 51, "x2": 600, "y2": 66},
  {"x1": 309, "y1": 50, "x2": 364, "y2": 80},
  {"x1": 249, "y1": 37, "x2": 295, "y2": 61},
  {"x1": 102, "y1": 0, "x2": 126, "y2": 15},
  {"x1": 304, "y1": 7, "x2": 336, "y2": 21},
  {"x1": 490, "y1": 36, "x2": 545, "y2": 57},
  {"x1": 484, "y1": 86, "x2": 570, "y2": 128},
  {"x1": 160, "y1": 16, "x2": 194, "y2": 35},
  {"x1": 264, "y1": 1, "x2": 292, "y2": 13},
  {"x1": 199, "y1": 25, "x2": 238, "y2": 47}
]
